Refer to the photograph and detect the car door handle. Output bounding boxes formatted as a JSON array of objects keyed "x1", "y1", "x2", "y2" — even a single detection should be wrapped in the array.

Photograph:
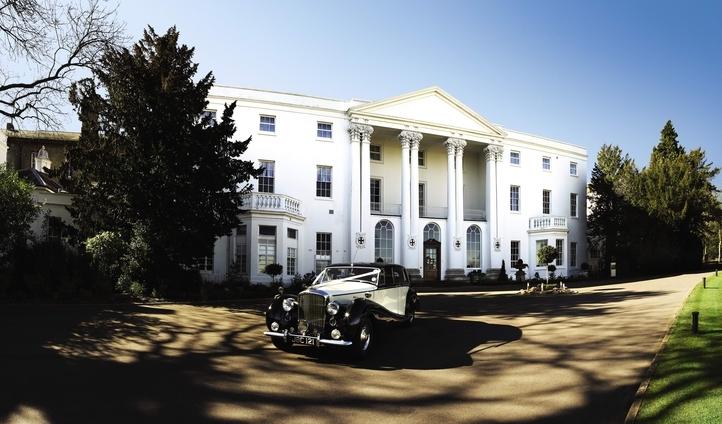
[{"x1": 364, "y1": 293, "x2": 371, "y2": 298}]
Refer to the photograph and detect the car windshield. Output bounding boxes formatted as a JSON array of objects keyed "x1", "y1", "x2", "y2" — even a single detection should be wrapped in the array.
[{"x1": 313, "y1": 266, "x2": 380, "y2": 285}]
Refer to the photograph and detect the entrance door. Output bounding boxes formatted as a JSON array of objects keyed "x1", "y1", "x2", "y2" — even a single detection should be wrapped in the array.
[{"x1": 423, "y1": 239, "x2": 441, "y2": 282}]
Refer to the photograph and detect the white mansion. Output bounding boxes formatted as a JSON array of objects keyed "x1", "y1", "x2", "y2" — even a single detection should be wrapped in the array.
[{"x1": 203, "y1": 86, "x2": 588, "y2": 283}]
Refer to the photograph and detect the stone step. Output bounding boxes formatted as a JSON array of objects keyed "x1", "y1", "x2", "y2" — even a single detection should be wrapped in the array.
[{"x1": 444, "y1": 268, "x2": 467, "y2": 282}]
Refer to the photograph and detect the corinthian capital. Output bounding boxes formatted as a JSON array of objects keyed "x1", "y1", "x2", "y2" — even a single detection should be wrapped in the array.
[
  {"x1": 399, "y1": 130, "x2": 423, "y2": 150},
  {"x1": 484, "y1": 144, "x2": 504, "y2": 162},
  {"x1": 348, "y1": 123, "x2": 374, "y2": 143}
]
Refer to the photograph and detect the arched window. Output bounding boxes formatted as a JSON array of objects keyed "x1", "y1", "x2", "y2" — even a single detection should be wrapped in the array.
[
  {"x1": 375, "y1": 220, "x2": 394, "y2": 263},
  {"x1": 423, "y1": 223, "x2": 440, "y2": 242},
  {"x1": 466, "y1": 225, "x2": 481, "y2": 268}
]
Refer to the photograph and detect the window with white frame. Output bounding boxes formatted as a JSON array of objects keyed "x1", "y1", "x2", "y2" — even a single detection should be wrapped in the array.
[
  {"x1": 511, "y1": 240, "x2": 520, "y2": 264},
  {"x1": 258, "y1": 161, "x2": 275, "y2": 193},
  {"x1": 370, "y1": 178, "x2": 381, "y2": 212},
  {"x1": 315, "y1": 233, "x2": 332, "y2": 273},
  {"x1": 424, "y1": 223, "x2": 440, "y2": 241},
  {"x1": 466, "y1": 225, "x2": 481, "y2": 268},
  {"x1": 536, "y1": 239, "x2": 548, "y2": 266},
  {"x1": 419, "y1": 183, "x2": 426, "y2": 216},
  {"x1": 570, "y1": 193, "x2": 578, "y2": 217},
  {"x1": 259, "y1": 115, "x2": 275, "y2": 133},
  {"x1": 556, "y1": 239, "x2": 564, "y2": 266},
  {"x1": 258, "y1": 226, "x2": 277, "y2": 273},
  {"x1": 317, "y1": 122, "x2": 332, "y2": 139},
  {"x1": 510, "y1": 185, "x2": 520, "y2": 212},
  {"x1": 287, "y1": 247, "x2": 297, "y2": 275},
  {"x1": 543, "y1": 189, "x2": 551, "y2": 214},
  {"x1": 316, "y1": 166, "x2": 332, "y2": 198},
  {"x1": 287, "y1": 228, "x2": 297, "y2": 239},
  {"x1": 196, "y1": 255, "x2": 213, "y2": 272},
  {"x1": 374, "y1": 220, "x2": 394, "y2": 263},
  {"x1": 418, "y1": 150, "x2": 426, "y2": 167},
  {"x1": 370, "y1": 144, "x2": 382, "y2": 162},
  {"x1": 542, "y1": 156, "x2": 551, "y2": 171},
  {"x1": 570, "y1": 242, "x2": 577, "y2": 267},
  {"x1": 510, "y1": 150, "x2": 520, "y2": 165},
  {"x1": 570, "y1": 161, "x2": 578, "y2": 176}
]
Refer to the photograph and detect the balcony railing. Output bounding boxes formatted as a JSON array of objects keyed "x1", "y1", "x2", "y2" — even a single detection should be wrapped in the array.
[
  {"x1": 241, "y1": 192, "x2": 302, "y2": 217},
  {"x1": 529, "y1": 216, "x2": 567, "y2": 231},
  {"x1": 371, "y1": 203, "x2": 401, "y2": 216},
  {"x1": 371, "y1": 205, "x2": 486, "y2": 221},
  {"x1": 463, "y1": 209, "x2": 486, "y2": 221}
]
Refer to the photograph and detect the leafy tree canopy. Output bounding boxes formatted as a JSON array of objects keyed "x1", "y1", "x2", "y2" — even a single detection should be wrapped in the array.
[
  {"x1": 58, "y1": 26, "x2": 259, "y2": 291},
  {"x1": 0, "y1": 164, "x2": 37, "y2": 258}
]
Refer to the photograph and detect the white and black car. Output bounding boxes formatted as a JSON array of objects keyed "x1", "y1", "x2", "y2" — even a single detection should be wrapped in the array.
[{"x1": 264, "y1": 263, "x2": 419, "y2": 358}]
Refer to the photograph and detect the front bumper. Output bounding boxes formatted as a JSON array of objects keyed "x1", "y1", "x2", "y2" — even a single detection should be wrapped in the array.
[{"x1": 264, "y1": 330, "x2": 352, "y2": 347}]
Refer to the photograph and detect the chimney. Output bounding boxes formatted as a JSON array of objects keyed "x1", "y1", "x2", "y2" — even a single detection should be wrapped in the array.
[{"x1": 34, "y1": 145, "x2": 52, "y2": 172}]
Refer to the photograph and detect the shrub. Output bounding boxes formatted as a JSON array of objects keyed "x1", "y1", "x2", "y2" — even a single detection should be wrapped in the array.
[
  {"x1": 85, "y1": 231, "x2": 126, "y2": 282},
  {"x1": 264, "y1": 263, "x2": 283, "y2": 283},
  {"x1": 499, "y1": 260, "x2": 508, "y2": 282}
]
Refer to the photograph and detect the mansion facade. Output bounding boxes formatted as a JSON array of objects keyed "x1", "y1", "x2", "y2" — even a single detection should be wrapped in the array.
[{"x1": 205, "y1": 86, "x2": 588, "y2": 283}]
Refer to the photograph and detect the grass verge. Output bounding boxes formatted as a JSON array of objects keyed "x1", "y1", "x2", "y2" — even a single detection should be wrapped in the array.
[{"x1": 636, "y1": 275, "x2": 722, "y2": 423}]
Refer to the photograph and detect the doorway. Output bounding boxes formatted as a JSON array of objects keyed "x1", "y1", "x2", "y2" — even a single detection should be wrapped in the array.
[{"x1": 423, "y1": 239, "x2": 441, "y2": 282}]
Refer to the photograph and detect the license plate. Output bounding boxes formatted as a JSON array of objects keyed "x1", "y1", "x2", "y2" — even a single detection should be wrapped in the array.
[{"x1": 294, "y1": 336, "x2": 318, "y2": 346}]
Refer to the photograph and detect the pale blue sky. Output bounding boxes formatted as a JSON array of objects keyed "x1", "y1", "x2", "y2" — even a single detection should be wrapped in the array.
[{"x1": 62, "y1": 1, "x2": 722, "y2": 185}]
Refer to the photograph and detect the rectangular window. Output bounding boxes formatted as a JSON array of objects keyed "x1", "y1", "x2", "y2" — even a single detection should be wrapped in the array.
[
  {"x1": 287, "y1": 247, "x2": 297, "y2": 275},
  {"x1": 590, "y1": 244, "x2": 600, "y2": 259},
  {"x1": 570, "y1": 161, "x2": 578, "y2": 176},
  {"x1": 542, "y1": 156, "x2": 551, "y2": 171},
  {"x1": 510, "y1": 185, "x2": 520, "y2": 212},
  {"x1": 370, "y1": 178, "x2": 381, "y2": 212},
  {"x1": 419, "y1": 183, "x2": 426, "y2": 216},
  {"x1": 236, "y1": 225, "x2": 247, "y2": 273},
  {"x1": 315, "y1": 233, "x2": 332, "y2": 273},
  {"x1": 258, "y1": 161, "x2": 275, "y2": 193},
  {"x1": 317, "y1": 122, "x2": 332, "y2": 139},
  {"x1": 536, "y1": 239, "x2": 548, "y2": 266},
  {"x1": 258, "y1": 226, "x2": 277, "y2": 273},
  {"x1": 511, "y1": 240, "x2": 520, "y2": 264},
  {"x1": 570, "y1": 193, "x2": 578, "y2": 217},
  {"x1": 543, "y1": 189, "x2": 551, "y2": 214},
  {"x1": 370, "y1": 144, "x2": 382, "y2": 162},
  {"x1": 316, "y1": 166, "x2": 332, "y2": 198},
  {"x1": 201, "y1": 110, "x2": 216, "y2": 124},
  {"x1": 570, "y1": 242, "x2": 577, "y2": 267},
  {"x1": 418, "y1": 150, "x2": 426, "y2": 167},
  {"x1": 259, "y1": 115, "x2": 275, "y2": 133},
  {"x1": 556, "y1": 239, "x2": 564, "y2": 266},
  {"x1": 287, "y1": 228, "x2": 297, "y2": 239},
  {"x1": 510, "y1": 151, "x2": 520, "y2": 165},
  {"x1": 196, "y1": 255, "x2": 213, "y2": 272}
]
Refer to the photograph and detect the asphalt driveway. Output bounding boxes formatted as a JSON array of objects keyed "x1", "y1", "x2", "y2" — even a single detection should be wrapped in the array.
[{"x1": 0, "y1": 272, "x2": 706, "y2": 423}]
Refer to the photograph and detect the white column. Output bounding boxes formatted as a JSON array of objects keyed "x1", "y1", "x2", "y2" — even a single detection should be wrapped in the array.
[
  {"x1": 399, "y1": 133, "x2": 411, "y2": 266},
  {"x1": 484, "y1": 144, "x2": 504, "y2": 270},
  {"x1": 402, "y1": 130, "x2": 423, "y2": 272},
  {"x1": 349, "y1": 123, "x2": 373, "y2": 263},
  {"x1": 444, "y1": 138, "x2": 457, "y2": 271},
  {"x1": 360, "y1": 126, "x2": 373, "y2": 262},
  {"x1": 455, "y1": 139, "x2": 467, "y2": 238}
]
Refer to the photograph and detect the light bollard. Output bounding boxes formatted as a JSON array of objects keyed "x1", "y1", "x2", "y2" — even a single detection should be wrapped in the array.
[
  {"x1": 691, "y1": 311, "x2": 699, "y2": 334},
  {"x1": 704, "y1": 277, "x2": 707, "y2": 289}
]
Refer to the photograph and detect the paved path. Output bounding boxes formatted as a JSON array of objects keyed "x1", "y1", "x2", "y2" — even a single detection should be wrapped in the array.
[{"x1": 0, "y1": 273, "x2": 707, "y2": 424}]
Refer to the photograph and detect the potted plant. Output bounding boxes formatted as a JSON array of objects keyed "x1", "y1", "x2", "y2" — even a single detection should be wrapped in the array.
[{"x1": 513, "y1": 259, "x2": 528, "y2": 283}]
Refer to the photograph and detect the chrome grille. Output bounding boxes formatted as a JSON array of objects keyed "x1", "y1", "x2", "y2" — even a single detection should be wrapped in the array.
[{"x1": 298, "y1": 293, "x2": 326, "y2": 336}]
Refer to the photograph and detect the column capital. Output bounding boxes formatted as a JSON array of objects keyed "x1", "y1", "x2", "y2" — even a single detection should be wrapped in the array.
[
  {"x1": 444, "y1": 138, "x2": 458, "y2": 155},
  {"x1": 484, "y1": 144, "x2": 504, "y2": 162},
  {"x1": 399, "y1": 130, "x2": 423, "y2": 150},
  {"x1": 454, "y1": 139, "x2": 467, "y2": 156},
  {"x1": 349, "y1": 123, "x2": 374, "y2": 142}
]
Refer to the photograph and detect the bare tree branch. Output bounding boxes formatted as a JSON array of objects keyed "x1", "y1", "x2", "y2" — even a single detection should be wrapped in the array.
[{"x1": 0, "y1": 0, "x2": 125, "y2": 128}]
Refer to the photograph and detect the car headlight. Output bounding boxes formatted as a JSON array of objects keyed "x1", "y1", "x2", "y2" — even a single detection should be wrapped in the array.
[
  {"x1": 282, "y1": 298, "x2": 295, "y2": 312},
  {"x1": 326, "y1": 301, "x2": 339, "y2": 316}
]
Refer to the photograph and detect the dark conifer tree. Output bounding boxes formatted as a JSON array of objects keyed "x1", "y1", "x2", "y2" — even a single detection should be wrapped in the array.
[{"x1": 58, "y1": 27, "x2": 259, "y2": 290}]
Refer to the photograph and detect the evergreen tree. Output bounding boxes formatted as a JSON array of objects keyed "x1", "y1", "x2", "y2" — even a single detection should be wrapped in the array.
[
  {"x1": 651, "y1": 120, "x2": 685, "y2": 161},
  {"x1": 0, "y1": 164, "x2": 37, "y2": 260},
  {"x1": 58, "y1": 27, "x2": 259, "y2": 292}
]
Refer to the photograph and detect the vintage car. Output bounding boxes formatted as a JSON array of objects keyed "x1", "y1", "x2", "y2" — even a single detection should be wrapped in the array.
[{"x1": 263, "y1": 263, "x2": 419, "y2": 358}]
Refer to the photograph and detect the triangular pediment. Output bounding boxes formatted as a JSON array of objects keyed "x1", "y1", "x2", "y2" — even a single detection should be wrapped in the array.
[{"x1": 349, "y1": 87, "x2": 505, "y2": 138}]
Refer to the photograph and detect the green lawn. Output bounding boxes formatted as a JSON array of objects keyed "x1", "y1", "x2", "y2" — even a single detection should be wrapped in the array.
[{"x1": 636, "y1": 274, "x2": 722, "y2": 423}]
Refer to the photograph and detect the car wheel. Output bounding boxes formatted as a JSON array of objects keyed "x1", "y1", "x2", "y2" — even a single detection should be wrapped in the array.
[
  {"x1": 271, "y1": 336, "x2": 292, "y2": 351},
  {"x1": 352, "y1": 317, "x2": 374, "y2": 359}
]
